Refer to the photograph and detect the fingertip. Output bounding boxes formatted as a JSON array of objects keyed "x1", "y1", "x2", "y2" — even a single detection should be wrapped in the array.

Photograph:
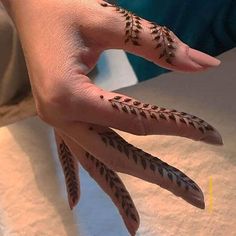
[
  {"x1": 185, "y1": 184, "x2": 205, "y2": 209},
  {"x1": 194, "y1": 195, "x2": 205, "y2": 210},
  {"x1": 188, "y1": 48, "x2": 221, "y2": 68},
  {"x1": 200, "y1": 130, "x2": 223, "y2": 146}
]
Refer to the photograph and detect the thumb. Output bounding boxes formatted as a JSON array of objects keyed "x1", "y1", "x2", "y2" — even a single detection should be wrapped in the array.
[{"x1": 98, "y1": 1, "x2": 220, "y2": 72}]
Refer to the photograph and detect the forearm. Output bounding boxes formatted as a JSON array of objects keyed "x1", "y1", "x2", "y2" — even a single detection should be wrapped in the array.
[
  {"x1": 0, "y1": 0, "x2": 41, "y2": 41},
  {"x1": 0, "y1": 0, "x2": 58, "y2": 29},
  {"x1": 1, "y1": 0, "x2": 31, "y2": 19}
]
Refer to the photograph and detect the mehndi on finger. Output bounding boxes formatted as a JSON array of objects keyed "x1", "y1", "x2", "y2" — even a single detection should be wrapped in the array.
[
  {"x1": 100, "y1": 1, "x2": 142, "y2": 46},
  {"x1": 100, "y1": 94, "x2": 222, "y2": 145},
  {"x1": 82, "y1": 151, "x2": 139, "y2": 236},
  {"x1": 60, "y1": 135, "x2": 140, "y2": 236},
  {"x1": 55, "y1": 132, "x2": 80, "y2": 209},
  {"x1": 100, "y1": 1, "x2": 177, "y2": 64},
  {"x1": 150, "y1": 22, "x2": 177, "y2": 64},
  {"x1": 88, "y1": 126, "x2": 205, "y2": 209}
]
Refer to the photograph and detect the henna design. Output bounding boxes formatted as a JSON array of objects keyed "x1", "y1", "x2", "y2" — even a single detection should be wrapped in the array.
[
  {"x1": 85, "y1": 152, "x2": 138, "y2": 222},
  {"x1": 101, "y1": 2, "x2": 142, "y2": 46},
  {"x1": 59, "y1": 141, "x2": 79, "y2": 209},
  {"x1": 97, "y1": 129, "x2": 202, "y2": 193},
  {"x1": 150, "y1": 22, "x2": 176, "y2": 64},
  {"x1": 102, "y1": 95, "x2": 214, "y2": 134}
]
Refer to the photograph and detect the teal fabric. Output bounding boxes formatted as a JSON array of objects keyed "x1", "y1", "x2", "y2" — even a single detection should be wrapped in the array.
[{"x1": 116, "y1": 0, "x2": 236, "y2": 81}]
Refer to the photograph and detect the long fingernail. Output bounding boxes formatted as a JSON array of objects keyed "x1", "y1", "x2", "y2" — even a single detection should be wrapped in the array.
[
  {"x1": 200, "y1": 129, "x2": 223, "y2": 146},
  {"x1": 192, "y1": 193, "x2": 205, "y2": 209},
  {"x1": 188, "y1": 48, "x2": 221, "y2": 68}
]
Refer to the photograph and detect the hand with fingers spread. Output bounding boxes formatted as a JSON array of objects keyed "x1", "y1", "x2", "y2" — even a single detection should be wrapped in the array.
[{"x1": 1, "y1": 0, "x2": 223, "y2": 235}]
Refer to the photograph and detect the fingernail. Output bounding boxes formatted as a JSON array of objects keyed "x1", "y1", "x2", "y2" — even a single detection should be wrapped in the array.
[
  {"x1": 188, "y1": 48, "x2": 221, "y2": 68},
  {"x1": 200, "y1": 129, "x2": 223, "y2": 146},
  {"x1": 186, "y1": 187, "x2": 205, "y2": 209}
]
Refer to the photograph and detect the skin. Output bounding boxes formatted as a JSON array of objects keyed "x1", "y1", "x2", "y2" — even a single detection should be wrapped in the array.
[{"x1": 1, "y1": 0, "x2": 223, "y2": 235}]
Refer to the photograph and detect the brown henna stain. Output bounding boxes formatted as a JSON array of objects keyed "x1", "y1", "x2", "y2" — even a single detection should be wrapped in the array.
[
  {"x1": 141, "y1": 157, "x2": 147, "y2": 170},
  {"x1": 180, "y1": 118, "x2": 186, "y2": 124},
  {"x1": 199, "y1": 127, "x2": 205, "y2": 134},
  {"x1": 105, "y1": 96, "x2": 215, "y2": 135},
  {"x1": 114, "y1": 96, "x2": 122, "y2": 100},
  {"x1": 150, "y1": 163, "x2": 156, "y2": 171},
  {"x1": 132, "y1": 153, "x2": 138, "y2": 163},
  {"x1": 100, "y1": 2, "x2": 142, "y2": 46},
  {"x1": 158, "y1": 167, "x2": 164, "y2": 176},
  {"x1": 112, "y1": 103, "x2": 119, "y2": 109},
  {"x1": 133, "y1": 101, "x2": 141, "y2": 106},
  {"x1": 168, "y1": 172, "x2": 173, "y2": 181},
  {"x1": 85, "y1": 151, "x2": 138, "y2": 222},
  {"x1": 143, "y1": 103, "x2": 149, "y2": 108},
  {"x1": 150, "y1": 113, "x2": 157, "y2": 119},
  {"x1": 205, "y1": 125, "x2": 214, "y2": 131},
  {"x1": 140, "y1": 110, "x2": 147, "y2": 118},
  {"x1": 124, "y1": 98, "x2": 132, "y2": 102},
  {"x1": 96, "y1": 129, "x2": 201, "y2": 193},
  {"x1": 159, "y1": 113, "x2": 167, "y2": 120},
  {"x1": 130, "y1": 108, "x2": 137, "y2": 115},
  {"x1": 150, "y1": 22, "x2": 176, "y2": 65},
  {"x1": 151, "y1": 105, "x2": 158, "y2": 110},
  {"x1": 169, "y1": 114, "x2": 176, "y2": 121},
  {"x1": 122, "y1": 106, "x2": 129, "y2": 113},
  {"x1": 59, "y1": 141, "x2": 79, "y2": 209},
  {"x1": 177, "y1": 179, "x2": 181, "y2": 187}
]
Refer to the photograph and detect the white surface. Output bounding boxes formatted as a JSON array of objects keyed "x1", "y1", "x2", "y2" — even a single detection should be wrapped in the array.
[{"x1": 92, "y1": 49, "x2": 138, "y2": 91}]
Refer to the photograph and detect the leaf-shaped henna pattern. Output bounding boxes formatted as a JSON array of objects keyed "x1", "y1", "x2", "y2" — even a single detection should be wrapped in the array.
[
  {"x1": 95, "y1": 129, "x2": 205, "y2": 208},
  {"x1": 58, "y1": 141, "x2": 80, "y2": 209},
  {"x1": 100, "y1": 2, "x2": 142, "y2": 46},
  {"x1": 102, "y1": 95, "x2": 214, "y2": 134},
  {"x1": 150, "y1": 22, "x2": 176, "y2": 64},
  {"x1": 73, "y1": 149, "x2": 140, "y2": 235},
  {"x1": 85, "y1": 152, "x2": 139, "y2": 224}
]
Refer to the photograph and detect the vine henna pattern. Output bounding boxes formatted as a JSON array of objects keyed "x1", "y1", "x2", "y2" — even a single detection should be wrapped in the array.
[
  {"x1": 58, "y1": 141, "x2": 80, "y2": 209},
  {"x1": 101, "y1": 95, "x2": 214, "y2": 135},
  {"x1": 85, "y1": 152, "x2": 139, "y2": 223},
  {"x1": 55, "y1": 119, "x2": 206, "y2": 234},
  {"x1": 57, "y1": 136, "x2": 140, "y2": 235},
  {"x1": 54, "y1": 94, "x2": 219, "y2": 232},
  {"x1": 100, "y1": 1, "x2": 177, "y2": 64},
  {"x1": 91, "y1": 128, "x2": 204, "y2": 208},
  {"x1": 150, "y1": 22, "x2": 177, "y2": 64},
  {"x1": 101, "y1": 2, "x2": 142, "y2": 46}
]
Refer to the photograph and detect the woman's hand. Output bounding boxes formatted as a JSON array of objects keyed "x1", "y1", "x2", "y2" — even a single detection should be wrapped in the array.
[{"x1": 2, "y1": 0, "x2": 222, "y2": 235}]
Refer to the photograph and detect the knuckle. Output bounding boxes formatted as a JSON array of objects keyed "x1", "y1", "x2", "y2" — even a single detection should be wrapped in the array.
[
  {"x1": 35, "y1": 87, "x2": 72, "y2": 125},
  {"x1": 35, "y1": 74, "x2": 92, "y2": 125}
]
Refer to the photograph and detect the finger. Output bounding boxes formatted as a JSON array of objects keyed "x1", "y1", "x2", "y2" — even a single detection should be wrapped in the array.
[
  {"x1": 97, "y1": 1, "x2": 220, "y2": 72},
  {"x1": 59, "y1": 122, "x2": 205, "y2": 209},
  {"x1": 59, "y1": 77, "x2": 222, "y2": 145},
  {"x1": 54, "y1": 130, "x2": 80, "y2": 210},
  {"x1": 61, "y1": 136, "x2": 140, "y2": 236}
]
